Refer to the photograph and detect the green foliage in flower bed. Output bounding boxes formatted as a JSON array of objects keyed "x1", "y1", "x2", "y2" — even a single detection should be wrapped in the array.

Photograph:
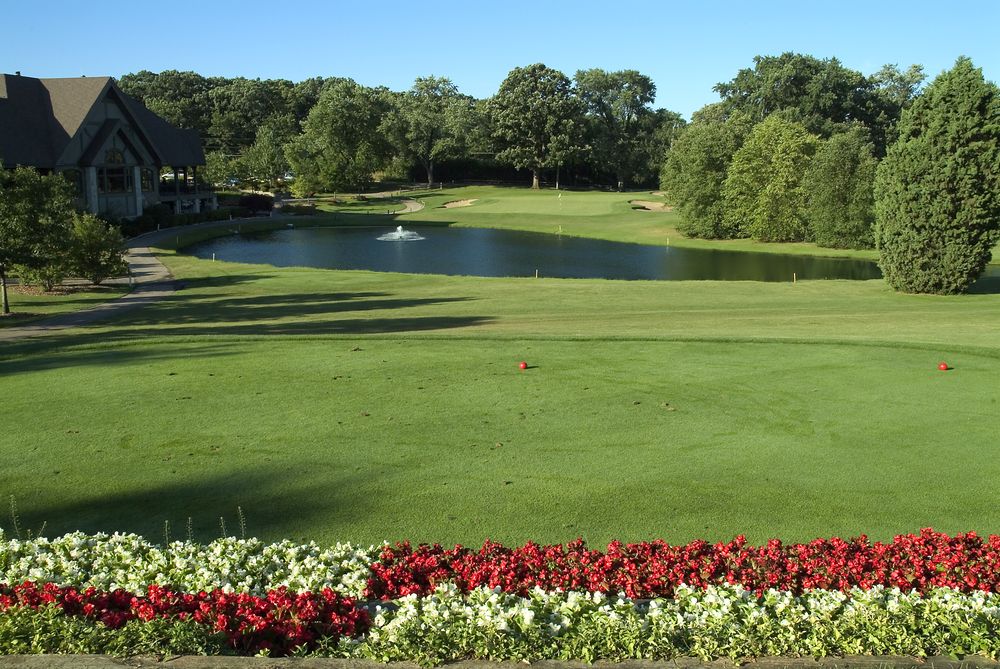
[
  {"x1": 0, "y1": 606, "x2": 225, "y2": 656},
  {"x1": 3, "y1": 584, "x2": 1000, "y2": 663},
  {"x1": 358, "y1": 585, "x2": 1000, "y2": 665}
]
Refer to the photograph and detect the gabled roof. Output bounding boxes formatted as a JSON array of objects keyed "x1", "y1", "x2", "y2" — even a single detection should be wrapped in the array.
[
  {"x1": 41, "y1": 76, "x2": 113, "y2": 141},
  {"x1": 0, "y1": 74, "x2": 68, "y2": 166},
  {"x1": 118, "y1": 92, "x2": 205, "y2": 167},
  {"x1": 0, "y1": 73, "x2": 204, "y2": 168}
]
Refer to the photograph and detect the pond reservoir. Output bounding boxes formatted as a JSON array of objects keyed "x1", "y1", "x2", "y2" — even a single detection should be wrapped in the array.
[{"x1": 184, "y1": 225, "x2": 889, "y2": 282}]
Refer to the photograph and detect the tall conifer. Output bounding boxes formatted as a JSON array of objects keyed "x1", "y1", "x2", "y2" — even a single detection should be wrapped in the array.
[{"x1": 874, "y1": 57, "x2": 1000, "y2": 294}]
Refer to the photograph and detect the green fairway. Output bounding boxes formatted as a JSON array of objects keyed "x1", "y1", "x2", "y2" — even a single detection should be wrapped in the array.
[
  {"x1": 2, "y1": 186, "x2": 1000, "y2": 546},
  {"x1": 402, "y1": 186, "x2": 883, "y2": 260}
]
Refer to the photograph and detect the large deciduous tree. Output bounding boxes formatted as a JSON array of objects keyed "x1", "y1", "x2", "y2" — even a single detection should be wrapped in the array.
[
  {"x1": 117, "y1": 70, "x2": 215, "y2": 135},
  {"x1": 714, "y1": 53, "x2": 871, "y2": 130},
  {"x1": 0, "y1": 167, "x2": 76, "y2": 313},
  {"x1": 208, "y1": 78, "x2": 295, "y2": 153},
  {"x1": 575, "y1": 68, "x2": 657, "y2": 190},
  {"x1": 803, "y1": 126, "x2": 877, "y2": 249},
  {"x1": 723, "y1": 115, "x2": 820, "y2": 242},
  {"x1": 874, "y1": 57, "x2": 1000, "y2": 294},
  {"x1": 284, "y1": 80, "x2": 391, "y2": 196},
  {"x1": 714, "y1": 52, "x2": 901, "y2": 155},
  {"x1": 488, "y1": 64, "x2": 586, "y2": 189},
  {"x1": 659, "y1": 106, "x2": 752, "y2": 239},
  {"x1": 241, "y1": 114, "x2": 296, "y2": 190},
  {"x1": 381, "y1": 76, "x2": 472, "y2": 186}
]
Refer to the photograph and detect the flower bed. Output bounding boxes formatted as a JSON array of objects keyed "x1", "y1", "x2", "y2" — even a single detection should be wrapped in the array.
[
  {"x1": 0, "y1": 581, "x2": 367, "y2": 655},
  {"x1": 0, "y1": 530, "x2": 376, "y2": 597},
  {"x1": 4, "y1": 528, "x2": 1000, "y2": 661},
  {"x1": 368, "y1": 530, "x2": 1000, "y2": 599}
]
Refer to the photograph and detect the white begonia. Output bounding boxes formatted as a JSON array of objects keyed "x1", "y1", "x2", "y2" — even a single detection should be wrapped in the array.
[{"x1": 0, "y1": 530, "x2": 381, "y2": 597}]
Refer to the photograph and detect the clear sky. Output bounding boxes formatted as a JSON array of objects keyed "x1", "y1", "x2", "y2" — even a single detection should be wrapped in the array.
[{"x1": 4, "y1": 0, "x2": 998, "y2": 119}]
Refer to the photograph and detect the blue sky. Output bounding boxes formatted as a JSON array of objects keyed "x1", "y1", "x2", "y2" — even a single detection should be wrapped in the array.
[{"x1": 4, "y1": 1, "x2": 998, "y2": 119}]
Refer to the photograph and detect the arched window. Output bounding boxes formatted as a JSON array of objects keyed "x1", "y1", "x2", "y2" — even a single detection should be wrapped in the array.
[{"x1": 99, "y1": 147, "x2": 132, "y2": 193}]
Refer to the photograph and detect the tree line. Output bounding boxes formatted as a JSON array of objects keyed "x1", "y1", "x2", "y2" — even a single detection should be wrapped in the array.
[
  {"x1": 659, "y1": 53, "x2": 1000, "y2": 294},
  {"x1": 117, "y1": 66, "x2": 685, "y2": 193},
  {"x1": 64, "y1": 56, "x2": 1000, "y2": 296}
]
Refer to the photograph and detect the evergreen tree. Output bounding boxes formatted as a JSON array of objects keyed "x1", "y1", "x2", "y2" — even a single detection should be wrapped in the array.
[
  {"x1": 874, "y1": 57, "x2": 1000, "y2": 294},
  {"x1": 803, "y1": 127, "x2": 877, "y2": 249}
]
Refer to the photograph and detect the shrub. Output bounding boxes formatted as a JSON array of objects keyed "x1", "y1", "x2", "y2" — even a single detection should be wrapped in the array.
[
  {"x1": 145, "y1": 203, "x2": 174, "y2": 227},
  {"x1": 660, "y1": 111, "x2": 751, "y2": 239},
  {"x1": 279, "y1": 203, "x2": 316, "y2": 215},
  {"x1": 13, "y1": 262, "x2": 68, "y2": 292},
  {"x1": 238, "y1": 193, "x2": 274, "y2": 214},
  {"x1": 67, "y1": 213, "x2": 128, "y2": 285}
]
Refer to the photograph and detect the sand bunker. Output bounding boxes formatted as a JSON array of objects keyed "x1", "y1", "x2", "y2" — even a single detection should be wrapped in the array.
[
  {"x1": 442, "y1": 199, "x2": 478, "y2": 208},
  {"x1": 631, "y1": 200, "x2": 674, "y2": 212}
]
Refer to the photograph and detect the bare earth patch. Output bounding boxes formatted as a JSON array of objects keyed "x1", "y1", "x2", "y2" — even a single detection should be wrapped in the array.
[
  {"x1": 442, "y1": 199, "x2": 478, "y2": 208},
  {"x1": 630, "y1": 200, "x2": 674, "y2": 212}
]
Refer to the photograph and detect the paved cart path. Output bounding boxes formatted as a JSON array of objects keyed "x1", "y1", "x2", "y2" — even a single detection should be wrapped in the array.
[{"x1": 0, "y1": 245, "x2": 175, "y2": 342}]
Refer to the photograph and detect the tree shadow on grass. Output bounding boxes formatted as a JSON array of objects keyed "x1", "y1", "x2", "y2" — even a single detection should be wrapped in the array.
[
  {"x1": 0, "y1": 338, "x2": 246, "y2": 377},
  {"x1": 96, "y1": 289, "x2": 492, "y2": 337},
  {"x1": 9, "y1": 467, "x2": 369, "y2": 544},
  {"x1": 110, "y1": 292, "x2": 471, "y2": 326}
]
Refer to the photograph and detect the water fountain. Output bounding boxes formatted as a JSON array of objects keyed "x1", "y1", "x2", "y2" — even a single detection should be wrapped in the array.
[{"x1": 377, "y1": 225, "x2": 425, "y2": 241}]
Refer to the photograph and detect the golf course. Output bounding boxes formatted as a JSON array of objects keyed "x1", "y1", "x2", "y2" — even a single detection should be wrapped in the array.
[{"x1": 3, "y1": 187, "x2": 999, "y2": 547}]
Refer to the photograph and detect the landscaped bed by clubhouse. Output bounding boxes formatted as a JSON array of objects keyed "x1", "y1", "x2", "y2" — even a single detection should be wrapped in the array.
[{"x1": 3, "y1": 529, "x2": 1000, "y2": 661}]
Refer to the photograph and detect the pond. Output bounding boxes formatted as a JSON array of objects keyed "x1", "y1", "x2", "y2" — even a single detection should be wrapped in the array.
[
  {"x1": 178, "y1": 225, "x2": 1000, "y2": 286},
  {"x1": 183, "y1": 225, "x2": 882, "y2": 282}
]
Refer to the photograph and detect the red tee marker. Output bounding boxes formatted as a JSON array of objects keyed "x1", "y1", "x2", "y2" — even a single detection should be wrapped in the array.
[
  {"x1": 938, "y1": 362, "x2": 949, "y2": 371},
  {"x1": 518, "y1": 361, "x2": 528, "y2": 370}
]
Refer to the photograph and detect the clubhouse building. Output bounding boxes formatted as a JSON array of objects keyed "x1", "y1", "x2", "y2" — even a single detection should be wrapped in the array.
[{"x1": 0, "y1": 72, "x2": 213, "y2": 218}]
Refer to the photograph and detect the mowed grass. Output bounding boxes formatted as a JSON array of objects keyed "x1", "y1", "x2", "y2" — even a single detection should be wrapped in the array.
[
  {"x1": 4, "y1": 335, "x2": 999, "y2": 546},
  {"x1": 0, "y1": 284, "x2": 128, "y2": 328},
  {"x1": 2, "y1": 186, "x2": 1000, "y2": 546},
  {"x1": 404, "y1": 187, "x2": 885, "y2": 260}
]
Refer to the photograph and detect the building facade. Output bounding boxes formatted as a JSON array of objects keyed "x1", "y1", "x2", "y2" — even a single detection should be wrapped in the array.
[{"x1": 0, "y1": 73, "x2": 214, "y2": 218}]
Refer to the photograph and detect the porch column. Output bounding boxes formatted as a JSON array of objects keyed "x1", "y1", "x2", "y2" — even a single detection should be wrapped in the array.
[
  {"x1": 84, "y1": 167, "x2": 99, "y2": 214},
  {"x1": 192, "y1": 166, "x2": 201, "y2": 213},
  {"x1": 132, "y1": 166, "x2": 143, "y2": 217},
  {"x1": 173, "y1": 167, "x2": 181, "y2": 214}
]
